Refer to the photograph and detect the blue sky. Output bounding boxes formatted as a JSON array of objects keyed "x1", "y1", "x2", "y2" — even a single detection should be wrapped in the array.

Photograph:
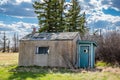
[{"x1": 0, "y1": 0, "x2": 120, "y2": 39}]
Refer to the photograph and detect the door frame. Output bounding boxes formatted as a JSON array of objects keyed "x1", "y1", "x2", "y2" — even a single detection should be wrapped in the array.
[{"x1": 78, "y1": 44, "x2": 91, "y2": 68}]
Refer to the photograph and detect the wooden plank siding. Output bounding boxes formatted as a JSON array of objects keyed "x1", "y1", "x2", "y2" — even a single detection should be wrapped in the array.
[
  {"x1": 19, "y1": 40, "x2": 77, "y2": 68},
  {"x1": 19, "y1": 32, "x2": 80, "y2": 68}
]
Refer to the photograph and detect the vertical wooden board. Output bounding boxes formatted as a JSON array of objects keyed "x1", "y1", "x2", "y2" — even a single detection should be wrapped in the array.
[
  {"x1": 80, "y1": 46, "x2": 89, "y2": 68},
  {"x1": 33, "y1": 41, "x2": 49, "y2": 66},
  {"x1": 47, "y1": 40, "x2": 72, "y2": 67},
  {"x1": 72, "y1": 35, "x2": 80, "y2": 66},
  {"x1": 19, "y1": 41, "x2": 23, "y2": 66},
  {"x1": 19, "y1": 41, "x2": 29, "y2": 66},
  {"x1": 19, "y1": 41, "x2": 36, "y2": 66},
  {"x1": 72, "y1": 41, "x2": 76, "y2": 65},
  {"x1": 25, "y1": 41, "x2": 33, "y2": 66},
  {"x1": 58, "y1": 41, "x2": 73, "y2": 68},
  {"x1": 60, "y1": 41, "x2": 69, "y2": 67},
  {"x1": 49, "y1": 41, "x2": 62, "y2": 67},
  {"x1": 19, "y1": 40, "x2": 77, "y2": 68}
]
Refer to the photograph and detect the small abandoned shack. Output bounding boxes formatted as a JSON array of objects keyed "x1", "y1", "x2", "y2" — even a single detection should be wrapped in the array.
[
  {"x1": 19, "y1": 32, "x2": 80, "y2": 68},
  {"x1": 19, "y1": 32, "x2": 97, "y2": 68},
  {"x1": 77, "y1": 41, "x2": 97, "y2": 68}
]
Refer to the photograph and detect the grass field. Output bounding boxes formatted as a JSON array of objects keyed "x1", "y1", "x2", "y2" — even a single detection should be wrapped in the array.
[
  {"x1": 0, "y1": 53, "x2": 120, "y2": 80},
  {"x1": 0, "y1": 53, "x2": 18, "y2": 65}
]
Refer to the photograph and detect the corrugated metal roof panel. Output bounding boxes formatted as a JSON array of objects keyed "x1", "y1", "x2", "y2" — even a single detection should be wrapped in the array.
[{"x1": 21, "y1": 32, "x2": 79, "y2": 40}]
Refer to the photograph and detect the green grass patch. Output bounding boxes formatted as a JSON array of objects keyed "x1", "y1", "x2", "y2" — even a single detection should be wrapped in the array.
[
  {"x1": 0, "y1": 65, "x2": 120, "y2": 80},
  {"x1": 0, "y1": 53, "x2": 120, "y2": 80},
  {"x1": 95, "y1": 61, "x2": 111, "y2": 67}
]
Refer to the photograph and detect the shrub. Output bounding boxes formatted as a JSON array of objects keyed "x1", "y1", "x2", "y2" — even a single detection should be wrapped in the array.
[{"x1": 96, "y1": 31, "x2": 120, "y2": 66}]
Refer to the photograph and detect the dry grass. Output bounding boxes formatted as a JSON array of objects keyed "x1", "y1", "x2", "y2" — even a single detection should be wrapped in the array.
[
  {"x1": 0, "y1": 52, "x2": 18, "y2": 65},
  {"x1": 0, "y1": 53, "x2": 120, "y2": 80},
  {"x1": 101, "y1": 67, "x2": 120, "y2": 74}
]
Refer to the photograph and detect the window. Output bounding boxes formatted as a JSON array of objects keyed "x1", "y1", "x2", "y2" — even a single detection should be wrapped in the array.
[{"x1": 36, "y1": 47, "x2": 49, "y2": 54}]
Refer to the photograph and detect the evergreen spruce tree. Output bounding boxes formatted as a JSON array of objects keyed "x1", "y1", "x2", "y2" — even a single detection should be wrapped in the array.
[
  {"x1": 33, "y1": 0, "x2": 65, "y2": 32},
  {"x1": 33, "y1": 0, "x2": 50, "y2": 32},
  {"x1": 33, "y1": 0, "x2": 87, "y2": 33},
  {"x1": 64, "y1": 0, "x2": 87, "y2": 34}
]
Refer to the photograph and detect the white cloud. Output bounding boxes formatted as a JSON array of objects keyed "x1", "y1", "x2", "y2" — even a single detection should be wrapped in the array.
[
  {"x1": 111, "y1": 7, "x2": 120, "y2": 11},
  {"x1": 0, "y1": 0, "x2": 33, "y2": 5},
  {"x1": 78, "y1": 0, "x2": 120, "y2": 28},
  {"x1": 0, "y1": 0, "x2": 8, "y2": 5},
  {"x1": 0, "y1": 22, "x2": 38, "y2": 39},
  {"x1": 25, "y1": 8, "x2": 33, "y2": 11},
  {"x1": 79, "y1": 0, "x2": 84, "y2": 2},
  {"x1": 0, "y1": 0, "x2": 36, "y2": 17},
  {"x1": 15, "y1": 0, "x2": 32, "y2": 4}
]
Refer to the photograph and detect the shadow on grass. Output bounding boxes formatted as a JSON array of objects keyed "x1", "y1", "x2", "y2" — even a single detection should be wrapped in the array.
[
  {"x1": 8, "y1": 66, "x2": 103, "y2": 80},
  {"x1": 8, "y1": 66, "x2": 73, "y2": 80}
]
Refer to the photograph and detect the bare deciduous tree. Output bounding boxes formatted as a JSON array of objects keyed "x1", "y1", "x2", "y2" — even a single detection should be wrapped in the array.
[
  {"x1": 97, "y1": 31, "x2": 120, "y2": 65},
  {"x1": 7, "y1": 40, "x2": 10, "y2": 52},
  {"x1": 12, "y1": 33, "x2": 19, "y2": 52},
  {"x1": 84, "y1": 31, "x2": 120, "y2": 65},
  {"x1": 2, "y1": 32, "x2": 8, "y2": 52}
]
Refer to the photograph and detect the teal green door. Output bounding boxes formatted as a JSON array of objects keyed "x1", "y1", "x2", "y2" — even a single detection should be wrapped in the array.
[{"x1": 79, "y1": 46, "x2": 89, "y2": 68}]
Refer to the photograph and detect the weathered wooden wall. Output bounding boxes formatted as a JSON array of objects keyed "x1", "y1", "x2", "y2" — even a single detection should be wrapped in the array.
[
  {"x1": 19, "y1": 39, "x2": 78, "y2": 67},
  {"x1": 72, "y1": 33, "x2": 81, "y2": 66}
]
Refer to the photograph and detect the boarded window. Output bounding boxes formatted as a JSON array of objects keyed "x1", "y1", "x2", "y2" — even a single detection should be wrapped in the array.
[{"x1": 36, "y1": 47, "x2": 49, "y2": 54}]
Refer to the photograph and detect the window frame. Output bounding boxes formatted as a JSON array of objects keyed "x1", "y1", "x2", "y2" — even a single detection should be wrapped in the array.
[{"x1": 36, "y1": 46, "x2": 49, "y2": 54}]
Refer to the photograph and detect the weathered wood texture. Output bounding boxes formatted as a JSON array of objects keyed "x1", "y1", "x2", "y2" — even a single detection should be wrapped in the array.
[{"x1": 19, "y1": 34, "x2": 80, "y2": 68}]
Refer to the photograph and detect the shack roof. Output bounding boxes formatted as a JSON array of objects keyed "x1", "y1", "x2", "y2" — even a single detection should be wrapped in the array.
[
  {"x1": 21, "y1": 32, "x2": 80, "y2": 41},
  {"x1": 78, "y1": 40, "x2": 97, "y2": 47}
]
